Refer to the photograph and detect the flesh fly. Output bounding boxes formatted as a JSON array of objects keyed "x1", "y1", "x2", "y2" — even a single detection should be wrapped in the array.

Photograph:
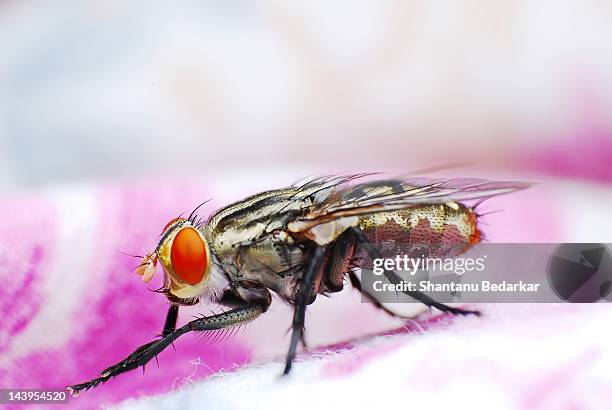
[{"x1": 68, "y1": 175, "x2": 530, "y2": 395}]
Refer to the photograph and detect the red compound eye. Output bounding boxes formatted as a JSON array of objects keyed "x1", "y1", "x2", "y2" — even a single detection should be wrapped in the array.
[{"x1": 170, "y1": 227, "x2": 207, "y2": 285}]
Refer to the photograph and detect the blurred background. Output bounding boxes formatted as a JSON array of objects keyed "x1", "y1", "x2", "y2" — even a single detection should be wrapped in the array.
[
  {"x1": 1, "y1": 0, "x2": 611, "y2": 189},
  {"x1": 1, "y1": 1, "x2": 612, "y2": 409}
]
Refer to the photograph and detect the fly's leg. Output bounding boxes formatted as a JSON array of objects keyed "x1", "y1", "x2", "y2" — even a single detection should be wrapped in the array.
[
  {"x1": 328, "y1": 230, "x2": 413, "y2": 319},
  {"x1": 282, "y1": 246, "x2": 326, "y2": 375},
  {"x1": 162, "y1": 304, "x2": 179, "y2": 336},
  {"x1": 348, "y1": 270, "x2": 417, "y2": 319},
  {"x1": 323, "y1": 230, "x2": 354, "y2": 293},
  {"x1": 67, "y1": 303, "x2": 266, "y2": 396},
  {"x1": 349, "y1": 227, "x2": 480, "y2": 316}
]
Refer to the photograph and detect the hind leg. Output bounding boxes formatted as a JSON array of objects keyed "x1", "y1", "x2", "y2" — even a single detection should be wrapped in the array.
[
  {"x1": 325, "y1": 231, "x2": 418, "y2": 319},
  {"x1": 349, "y1": 227, "x2": 480, "y2": 316},
  {"x1": 348, "y1": 270, "x2": 424, "y2": 319}
]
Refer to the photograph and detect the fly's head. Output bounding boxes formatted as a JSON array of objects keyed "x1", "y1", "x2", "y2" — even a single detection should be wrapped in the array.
[{"x1": 135, "y1": 216, "x2": 226, "y2": 304}]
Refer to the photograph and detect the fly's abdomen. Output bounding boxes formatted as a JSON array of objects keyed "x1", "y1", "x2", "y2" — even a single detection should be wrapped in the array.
[{"x1": 356, "y1": 203, "x2": 480, "y2": 258}]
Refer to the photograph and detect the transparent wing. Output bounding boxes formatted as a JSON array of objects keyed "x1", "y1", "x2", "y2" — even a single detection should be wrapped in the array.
[{"x1": 292, "y1": 175, "x2": 533, "y2": 223}]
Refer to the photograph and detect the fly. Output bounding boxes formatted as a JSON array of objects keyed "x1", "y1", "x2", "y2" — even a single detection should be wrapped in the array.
[{"x1": 67, "y1": 174, "x2": 531, "y2": 395}]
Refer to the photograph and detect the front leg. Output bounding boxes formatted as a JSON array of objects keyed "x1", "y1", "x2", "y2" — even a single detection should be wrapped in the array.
[
  {"x1": 282, "y1": 246, "x2": 326, "y2": 375},
  {"x1": 161, "y1": 304, "x2": 179, "y2": 336},
  {"x1": 67, "y1": 303, "x2": 266, "y2": 396}
]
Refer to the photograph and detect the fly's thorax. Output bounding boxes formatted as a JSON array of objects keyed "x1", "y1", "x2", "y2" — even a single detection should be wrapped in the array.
[
  {"x1": 296, "y1": 216, "x2": 359, "y2": 245},
  {"x1": 206, "y1": 222, "x2": 305, "y2": 302},
  {"x1": 209, "y1": 224, "x2": 263, "y2": 259},
  {"x1": 243, "y1": 232, "x2": 303, "y2": 273},
  {"x1": 206, "y1": 192, "x2": 315, "y2": 265}
]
